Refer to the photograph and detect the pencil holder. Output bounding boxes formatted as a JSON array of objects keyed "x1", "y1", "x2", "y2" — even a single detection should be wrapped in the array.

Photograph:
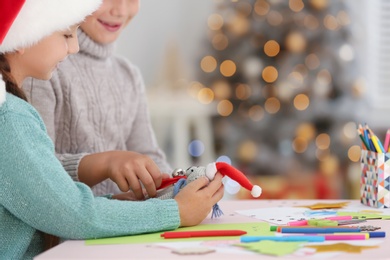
[{"x1": 360, "y1": 150, "x2": 390, "y2": 208}]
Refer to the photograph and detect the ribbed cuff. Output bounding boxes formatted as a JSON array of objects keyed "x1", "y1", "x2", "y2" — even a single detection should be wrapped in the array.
[{"x1": 56, "y1": 153, "x2": 89, "y2": 181}]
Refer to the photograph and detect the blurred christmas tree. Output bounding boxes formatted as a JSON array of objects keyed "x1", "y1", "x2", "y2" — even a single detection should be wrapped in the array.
[{"x1": 195, "y1": 0, "x2": 365, "y2": 194}]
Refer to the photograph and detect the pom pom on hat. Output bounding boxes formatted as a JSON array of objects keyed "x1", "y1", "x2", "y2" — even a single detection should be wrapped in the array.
[
  {"x1": 206, "y1": 162, "x2": 262, "y2": 198},
  {"x1": 0, "y1": 0, "x2": 102, "y2": 53}
]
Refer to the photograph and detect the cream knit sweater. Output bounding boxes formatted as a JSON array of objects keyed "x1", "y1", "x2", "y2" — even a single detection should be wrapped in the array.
[{"x1": 23, "y1": 29, "x2": 171, "y2": 196}]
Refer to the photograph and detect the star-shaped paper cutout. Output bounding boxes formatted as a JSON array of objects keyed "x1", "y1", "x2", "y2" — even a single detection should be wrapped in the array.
[{"x1": 297, "y1": 202, "x2": 349, "y2": 210}]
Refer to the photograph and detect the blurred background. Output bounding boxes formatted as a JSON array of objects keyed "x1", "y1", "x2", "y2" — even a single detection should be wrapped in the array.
[{"x1": 116, "y1": 0, "x2": 390, "y2": 200}]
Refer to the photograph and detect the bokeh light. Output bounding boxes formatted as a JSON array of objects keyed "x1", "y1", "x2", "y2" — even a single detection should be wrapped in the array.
[
  {"x1": 305, "y1": 53, "x2": 320, "y2": 70},
  {"x1": 212, "y1": 80, "x2": 231, "y2": 100},
  {"x1": 285, "y1": 31, "x2": 306, "y2": 53},
  {"x1": 236, "y1": 83, "x2": 252, "y2": 100},
  {"x1": 319, "y1": 155, "x2": 339, "y2": 177},
  {"x1": 216, "y1": 155, "x2": 232, "y2": 164},
  {"x1": 264, "y1": 97, "x2": 281, "y2": 114},
  {"x1": 262, "y1": 66, "x2": 278, "y2": 83},
  {"x1": 197, "y1": 88, "x2": 214, "y2": 104},
  {"x1": 343, "y1": 122, "x2": 357, "y2": 140},
  {"x1": 292, "y1": 137, "x2": 308, "y2": 153},
  {"x1": 316, "y1": 133, "x2": 331, "y2": 149},
  {"x1": 188, "y1": 140, "x2": 205, "y2": 157},
  {"x1": 296, "y1": 123, "x2": 316, "y2": 141},
  {"x1": 348, "y1": 145, "x2": 361, "y2": 162},
  {"x1": 212, "y1": 33, "x2": 229, "y2": 50},
  {"x1": 264, "y1": 40, "x2": 280, "y2": 57},
  {"x1": 267, "y1": 10, "x2": 283, "y2": 26},
  {"x1": 249, "y1": 105, "x2": 265, "y2": 121},
  {"x1": 220, "y1": 60, "x2": 237, "y2": 77},
  {"x1": 200, "y1": 56, "x2": 217, "y2": 73},
  {"x1": 254, "y1": 0, "x2": 270, "y2": 16},
  {"x1": 293, "y1": 94, "x2": 310, "y2": 111},
  {"x1": 238, "y1": 140, "x2": 258, "y2": 162},
  {"x1": 289, "y1": 0, "x2": 304, "y2": 12},
  {"x1": 208, "y1": 13, "x2": 224, "y2": 31},
  {"x1": 324, "y1": 14, "x2": 339, "y2": 30},
  {"x1": 217, "y1": 100, "x2": 234, "y2": 116}
]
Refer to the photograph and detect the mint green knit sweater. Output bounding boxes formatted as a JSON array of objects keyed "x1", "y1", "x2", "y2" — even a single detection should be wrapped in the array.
[{"x1": 0, "y1": 93, "x2": 180, "y2": 259}]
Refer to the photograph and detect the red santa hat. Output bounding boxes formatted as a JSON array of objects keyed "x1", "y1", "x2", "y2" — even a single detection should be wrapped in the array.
[
  {"x1": 206, "y1": 162, "x2": 262, "y2": 198},
  {"x1": 0, "y1": 0, "x2": 102, "y2": 53}
]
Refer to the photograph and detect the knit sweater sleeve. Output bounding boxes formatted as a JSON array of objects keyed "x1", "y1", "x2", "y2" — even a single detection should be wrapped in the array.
[
  {"x1": 0, "y1": 101, "x2": 180, "y2": 239},
  {"x1": 22, "y1": 76, "x2": 86, "y2": 181},
  {"x1": 122, "y1": 61, "x2": 172, "y2": 173}
]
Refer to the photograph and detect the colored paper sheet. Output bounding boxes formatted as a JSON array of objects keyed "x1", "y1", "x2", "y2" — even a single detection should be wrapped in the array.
[
  {"x1": 235, "y1": 241, "x2": 303, "y2": 256},
  {"x1": 236, "y1": 207, "x2": 339, "y2": 225},
  {"x1": 85, "y1": 222, "x2": 272, "y2": 245},
  {"x1": 337, "y1": 211, "x2": 390, "y2": 219},
  {"x1": 298, "y1": 202, "x2": 350, "y2": 210},
  {"x1": 305, "y1": 242, "x2": 378, "y2": 253}
]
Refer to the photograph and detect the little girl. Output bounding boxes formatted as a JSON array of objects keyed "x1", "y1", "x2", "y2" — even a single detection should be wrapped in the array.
[{"x1": 0, "y1": 0, "x2": 224, "y2": 259}]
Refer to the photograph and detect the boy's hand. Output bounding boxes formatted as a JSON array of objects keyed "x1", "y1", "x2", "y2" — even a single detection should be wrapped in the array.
[{"x1": 79, "y1": 151, "x2": 167, "y2": 200}]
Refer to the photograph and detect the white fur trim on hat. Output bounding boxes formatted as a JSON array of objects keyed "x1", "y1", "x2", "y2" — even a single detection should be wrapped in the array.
[
  {"x1": 0, "y1": 0, "x2": 102, "y2": 53},
  {"x1": 0, "y1": 75, "x2": 6, "y2": 107},
  {"x1": 205, "y1": 163, "x2": 217, "y2": 180}
]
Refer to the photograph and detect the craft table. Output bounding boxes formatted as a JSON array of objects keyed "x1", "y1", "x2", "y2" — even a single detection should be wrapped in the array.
[{"x1": 34, "y1": 199, "x2": 390, "y2": 259}]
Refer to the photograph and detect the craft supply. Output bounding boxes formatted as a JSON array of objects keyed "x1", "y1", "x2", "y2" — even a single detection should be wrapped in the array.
[
  {"x1": 385, "y1": 129, "x2": 390, "y2": 152},
  {"x1": 357, "y1": 128, "x2": 370, "y2": 150},
  {"x1": 359, "y1": 225, "x2": 382, "y2": 231},
  {"x1": 287, "y1": 215, "x2": 354, "y2": 226},
  {"x1": 241, "y1": 234, "x2": 368, "y2": 243},
  {"x1": 160, "y1": 230, "x2": 247, "y2": 239},
  {"x1": 323, "y1": 234, "x2": 367, "y2": 240},
  {"x1": 335, "y1": 232, "x2": 385, "y2": 238},
  {"x1": 279, "y1": 227, "x2": 361, "y2": 233},
  {"x1": 275, "y1": 226, "x2": 361, "y2": 232},
  {"x1": 305, "y1": 243, "x2": 379, "y2": 253},
  {"x1": 298, "y1": 202, "x2": 349, "y2": 209},
  {"x1": 172, "y1": 247, "x2": 216, "y2": 255},
  {"x1": 240, "y1": 235, "x2": 325, "y2": 243}
]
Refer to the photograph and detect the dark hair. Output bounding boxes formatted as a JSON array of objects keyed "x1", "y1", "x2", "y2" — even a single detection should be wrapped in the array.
[
  {"x1": 1, "y1": 54, "x2": 59, "y2": 249},
  {"x1": 0, "y1": 54, "x2": 27, "y2": 101}
]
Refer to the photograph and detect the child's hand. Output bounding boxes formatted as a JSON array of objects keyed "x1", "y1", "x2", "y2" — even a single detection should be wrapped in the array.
[
  {"x1": 174, "y1": 173, "x2": 224, "y2": 227},
  {"x1": 104, "y1": 151, "x2": 166, "y2": 199},
  {"x1": 79, "y1": 151, "x2": 167, "y2": 200}
]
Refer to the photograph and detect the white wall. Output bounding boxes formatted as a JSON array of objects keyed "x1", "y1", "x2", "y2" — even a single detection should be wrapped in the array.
[{"x1": 115, "y1": 0, "x2": 216, "y2": 87}]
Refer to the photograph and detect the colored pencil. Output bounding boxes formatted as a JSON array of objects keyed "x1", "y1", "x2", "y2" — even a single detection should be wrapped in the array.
[
  {"x1": 160, "y1": 230, "x2": 247, "y2": 238},
  {"x1": 241, "y1": 234, "x2": 368, "y2": 243},
  {"x1": 357, "y1": 129, "x2": 369, "y2": 150},
  {"x1": 279, "y1": 227, "x2": 361, "y2": 233},
  {"x1": 240, "y1": 235, "x2": 325, "y2": 243},
  {"x1": 384, "y1": 129, "x2": 390, "y2": 152}
]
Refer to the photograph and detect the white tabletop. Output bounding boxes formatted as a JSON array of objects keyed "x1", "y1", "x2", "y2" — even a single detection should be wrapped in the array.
[{"x1": 34, "y1": 199, "x2": 390, "y2": 259}]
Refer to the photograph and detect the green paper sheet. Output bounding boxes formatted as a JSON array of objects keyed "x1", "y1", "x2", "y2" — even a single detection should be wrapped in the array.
[
  {"x1": 236, "y1": 241, "x2": 303, "y2": 256},
  {"x1": 86, "y1": 222, "x2": 272, "y2": 245},
  {"x1": 337, "y1": 211, "x2": 390, "y2": 219}
]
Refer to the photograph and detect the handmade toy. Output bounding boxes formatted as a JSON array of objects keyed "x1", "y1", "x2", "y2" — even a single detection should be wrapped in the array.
[{"x1": 156, "y1": 162, "x2": 262, "y2": 217}]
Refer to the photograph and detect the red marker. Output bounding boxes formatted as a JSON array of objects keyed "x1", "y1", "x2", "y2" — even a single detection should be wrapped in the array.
[{"x1": 160, "y1": 230, "x2": 247, "y2": 239}]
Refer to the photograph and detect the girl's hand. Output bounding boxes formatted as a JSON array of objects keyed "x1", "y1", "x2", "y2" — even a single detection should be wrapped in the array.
[{"x1": 174, "y1": 173, "x2": 224, "y2": 227}]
